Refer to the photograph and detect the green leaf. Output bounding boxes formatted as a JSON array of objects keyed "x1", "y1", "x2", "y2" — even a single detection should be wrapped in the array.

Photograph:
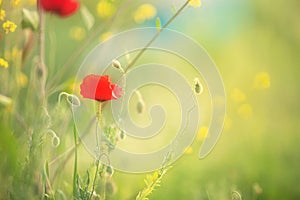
[
  {"x1": 21, "y1": 8, "x2": 39, "y2": 31},
  {"x1": 0, "y1": 94, "x2": 12, "y2": 106},
  {"x1": 155, "y1": 17, "x2": 161, "y2": 32},
  {"x1": 80, "y1": 5, "x2": 95, "y2": 30},
  {"x1": 45, "y1": 161, "x2": 50, "y2": 178},
  {"x1": 171, "y1": 4, "x2": 177, "y2": 14}
]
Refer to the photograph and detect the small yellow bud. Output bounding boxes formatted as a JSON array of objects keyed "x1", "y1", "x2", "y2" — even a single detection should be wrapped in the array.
[
  {"x1": 0, "y1": 9, "x2": 6, "y2": 21},
  {"x1": 189, "y1": 0, "x2": 201, "y2": 7}
]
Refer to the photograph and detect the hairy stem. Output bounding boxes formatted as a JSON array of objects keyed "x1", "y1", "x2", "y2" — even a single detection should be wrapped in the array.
[{"x1": 38, "y1": 2, "x2": 47, "y2": 105}]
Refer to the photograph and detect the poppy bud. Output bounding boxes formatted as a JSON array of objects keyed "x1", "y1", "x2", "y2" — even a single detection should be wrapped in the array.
[
  {"x1": 112, "y1": 59, "x2": 121, "y2": 69},
  {"x1": 135, "y1": 90, "x2": 145, "y2": 114},
  {"x1": 106, "y1": 165, "x2": 114, "y2": 177},
  {"x1": 112, "y1": 59, "x2": 125, "y2": 73},
  {"x1": 119, "y1": 130, "x2": 126, "y2": 140},
  {"x1": 194, "y1": 77, "x2": 203, "y2": 94},
  {"x1": 136, "y1": 100, "x2": 145, "y2": 114}
]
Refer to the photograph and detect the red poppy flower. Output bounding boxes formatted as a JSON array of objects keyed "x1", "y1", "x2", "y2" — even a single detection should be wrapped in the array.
[
  {"x1": 39, "y1": 0, "x2": 80, "y2": 17},
  {"x1": 80, "y1": 74, "x2": 122, "y2": 102}
]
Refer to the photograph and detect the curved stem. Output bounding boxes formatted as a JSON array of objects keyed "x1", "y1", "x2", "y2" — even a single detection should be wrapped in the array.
[
  {"x1": 47, "y1": 0, "x2": 133, "y2": 94},
  {"x1": 124, "y1": 0, "x2": 190, "y2": 73}
]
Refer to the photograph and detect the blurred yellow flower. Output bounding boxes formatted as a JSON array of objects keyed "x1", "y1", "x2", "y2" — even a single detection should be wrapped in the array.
[
  {"x1": 18, "y1": 72, "x2": 28, "y2": 87},
  {"x1": 27, "y1": 0, "x2": 36, "y2": 5},
  {"x1": 2, "y1": 20, "x2": 17, "y2": 34},
  {"x1": 238, "y1": 103, "x2": 253, "y2": 119},
  {"x1": 99, "y1": 31, "x2": 112, "y2": 42},
  {"x1": 133, "y1": 4, "x2": 157, "y2": 24},
  {"x1": 12, "y1": 0, "x2": 20, "y2": 6},
  {"x1": 0, "y1": 9, "x2": 5, "y2": 21},
  {"x1": 254, "y1": 72, "x2": 270, "y2": 89},
  {"x1": 97, "y1": 0, "x2": 116, "y2": 18},
  {"x1": 0, "y1": 58, "x2": 8, "y2": 68},
  {"x1": 69, "y1": 26, "x2": 86, "y2": 41},
  {"x1": 4, "y1": 46, "x2": 22, "y2": 61},
  {"x1": 224, "y1": 115, "x2": 232, "y2": 130},
  {"x1": 184, "y1": 146, "x2": 193, "y2": 154},
  {"x1": 197, "y1": 126, "x2": 208, "y2": 140},
  {"x1": 12, "y1": 47, "x2": 22, "y2": 60},
  {"x1": 231, "y1": 88, "x2": 246, "y2": 103},
  {"x1": 189, "y1": 0, "x2": 201, "y2": 7}
]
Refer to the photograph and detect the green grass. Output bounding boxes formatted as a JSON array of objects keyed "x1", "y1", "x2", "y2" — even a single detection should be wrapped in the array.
[{"x1": 1, "y1": 0, "x2": 300, "y2": 199}]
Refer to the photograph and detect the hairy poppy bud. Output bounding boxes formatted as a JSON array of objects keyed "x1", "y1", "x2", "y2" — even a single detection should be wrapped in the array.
[
  {"x1": 194, "y1": 77, "x2": 203, "y2": 94},
  {"x1": 106, "y1": 165, "x2": 114, "y2": 177},
  {"x1": 112, "y1": 59, "x2": 121, "y2": 69}
]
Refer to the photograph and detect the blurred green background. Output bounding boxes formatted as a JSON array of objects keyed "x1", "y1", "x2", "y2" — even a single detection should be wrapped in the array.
[{"x1": 1, "y1": 0, "x2": 300, "y2": 199}]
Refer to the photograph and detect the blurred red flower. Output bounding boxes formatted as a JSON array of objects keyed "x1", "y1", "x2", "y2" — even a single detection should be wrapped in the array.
[
  {"x1": 80, "y1": 75, "x2": 122, "y2": 102},
  {"x1": 39, "y1": 0, "x2": 80, "y2": 17}
]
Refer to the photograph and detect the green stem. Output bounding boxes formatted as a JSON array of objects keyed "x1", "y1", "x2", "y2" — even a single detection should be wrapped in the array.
[
  {"x1": 38, "y1": 2, "x2": 47, "y2": 106},
  {"x1": 73, "y1": 125, "x2": 78, "y2": 198},
  {"x1": 89, "y1": 160, "x2": 100, "y2": 200},
  {"x1": 125, "y1": 0, "x2": 191, "y2": 73}
]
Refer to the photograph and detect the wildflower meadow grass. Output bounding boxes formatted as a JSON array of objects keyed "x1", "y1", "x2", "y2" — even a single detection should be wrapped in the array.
[{"x1": 1, "y1": 0, "x2": 300, "y2": 199}]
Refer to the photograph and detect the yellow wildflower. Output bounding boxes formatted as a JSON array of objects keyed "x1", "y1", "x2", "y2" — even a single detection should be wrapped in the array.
[
  {"x1": 254, "y1": 72, "x2": 270, "y2": 89},
  {"x1": 231, "y1": 88, "x2": 246, "y2": 103},
  {"x1": 197, "y1": 126, "x2": 208, "y2": 140},
  {"x1": 189, "y1": 0, "x2": 201, "y2": 7},
  {"x1": 18, "y1": 72, "x2": 28, "y2": 87},
  {"x1": 27, "y1": 0, "x2": 36, "y2": 5},
  {"x1": 12, "y1": 0, "x2": 20, "y2": 6},
  {"x1": 99, "y1": 31, "x2": 112, "y2": 42},
  {"x1": 0, "y1": 58, "x2": 9, "y2": 68},
  {"x1": 0, "y1": 9, "x2": 5, "y2": 21},
  {"x1": 2, "y1": 20, "x2": 17, "y2": 34},
  {"x1": 184, "y1": 146, "x2": 193, "y2": 154},
  {"x1": 11, "y1": 46, "x2": 22, "y2": 60},
  {"x1": 223, "y1": 115, "x2": 232, "y2": 130},
  {"x1": 69, "y1": 26, "x2": 86, "y2": 41},
  {"x1": 238, "y1": 103, "x2": 253, "y2": 119},
  {"x1": 133, "y1": 4, "x2": 157, "y2": 24},
  {"x1": 97, "y1": 0, "x2": 116, "y2": 18}
]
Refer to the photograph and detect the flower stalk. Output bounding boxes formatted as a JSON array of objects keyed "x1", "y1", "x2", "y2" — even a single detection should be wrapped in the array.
[{"x1": 37, "y1": 1, "x2": 47, "y2": 105}]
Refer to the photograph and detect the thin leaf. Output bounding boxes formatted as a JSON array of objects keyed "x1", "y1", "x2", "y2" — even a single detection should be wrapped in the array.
[
  {"x1": 80, "y1": 5, "x2": 95, "y2": 30},
  {"x1": 21, "y1": 8, "x2": 39, "y2": 31},
  {"x1": 155, "y1": 17, "x2": 161, "y2": 32}
]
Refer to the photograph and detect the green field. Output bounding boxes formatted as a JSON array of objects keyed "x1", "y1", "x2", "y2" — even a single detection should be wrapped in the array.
[{"x1": 1, "y1": 0, "x2": 299, "y2": 199}]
